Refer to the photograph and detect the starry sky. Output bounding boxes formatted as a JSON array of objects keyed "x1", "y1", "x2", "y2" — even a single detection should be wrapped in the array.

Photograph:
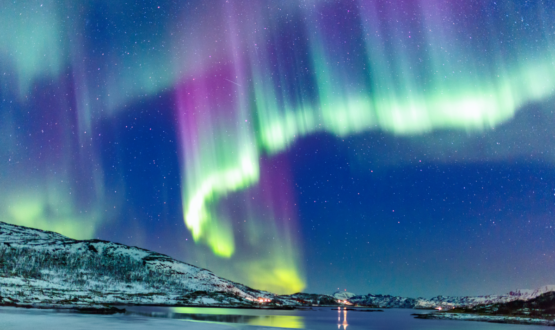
[{"x1": 1, "y1": 0, "x2": 555, "y2": 297}]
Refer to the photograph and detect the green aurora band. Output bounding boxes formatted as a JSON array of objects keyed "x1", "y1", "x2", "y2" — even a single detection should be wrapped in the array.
[
  {"x1": 177, "y1": 1, "x2": 555, "y2": 293},
  {"x1": 1, "y1": 0, "x2": 555, "y2": 294}
]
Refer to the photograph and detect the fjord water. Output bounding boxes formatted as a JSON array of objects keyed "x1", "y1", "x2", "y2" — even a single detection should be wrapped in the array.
[{"x1": 0, "y1": 306, "x2": 540, "y2": 330}]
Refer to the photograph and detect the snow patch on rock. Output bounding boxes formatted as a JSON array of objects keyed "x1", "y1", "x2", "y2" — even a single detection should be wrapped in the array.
[{"x1": 332, "y1": 291, "x2": 356, "y2": 300}]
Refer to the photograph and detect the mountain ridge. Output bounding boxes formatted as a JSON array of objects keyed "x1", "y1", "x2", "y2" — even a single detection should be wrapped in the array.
[
  {"x1": 347, "y1": 285, "x2": 555, "y2": 309},
  {"x1": 0, "y1": 221, "x2": 297, "y2": 309},
  {"x1": 0, "y1": 221, "x2": 553, "y2": 311},
  {"x1": 414, "y1": 291, "x2": 555, "y2": 326}
]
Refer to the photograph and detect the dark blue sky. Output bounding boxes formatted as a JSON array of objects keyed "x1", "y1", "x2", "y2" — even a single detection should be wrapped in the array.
[
  {"x1": 1, "y1": 0, "x2": 555, "y2": 297},
  {"x1": 90, "y1": 94, "x2": 555, "y2": 297}
]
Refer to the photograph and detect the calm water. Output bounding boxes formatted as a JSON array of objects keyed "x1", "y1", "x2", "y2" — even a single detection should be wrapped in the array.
[{"x1": 0, "y1": 306, "x2": 543, "y2": 330}]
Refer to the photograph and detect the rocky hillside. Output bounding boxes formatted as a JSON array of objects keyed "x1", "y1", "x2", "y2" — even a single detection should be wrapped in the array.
[
  {"x1": 281, "y1": 292, "x2": 339, "y2": 306},
  {"x1": 460, "y1": 291, "x2": 555, "y2": 317},
  {"x1": 348, "y1": 286, "x2": 555, "y2": 309},
  {"x1": 414, "y1": 285, "x2": 555, "y2": 309},
  {"x1": 333, "y1": 291, "x2": 356, "y2": 300},
  {"x1": 0, "y1": 221, "x2": 296, "y2": 309},
  {"x1": 414, "y1": 291, "x2": 555, "y2": 326},
  {"x1": 348, "y1": 294, "x2": 418, "y2": 308},
  {"x1": 1, "y1": 221, "x2": 553, "y2": 312}
]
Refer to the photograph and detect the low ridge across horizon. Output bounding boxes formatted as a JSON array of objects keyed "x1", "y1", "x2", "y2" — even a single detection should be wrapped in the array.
[{"x1": 1, "y1": 220, "x2": 554, "y2": 310}]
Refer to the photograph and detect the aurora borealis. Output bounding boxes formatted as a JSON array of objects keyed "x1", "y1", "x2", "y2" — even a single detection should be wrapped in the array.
[{"x1": 2, "y1": 0, "x2": 555, "y2": 296}]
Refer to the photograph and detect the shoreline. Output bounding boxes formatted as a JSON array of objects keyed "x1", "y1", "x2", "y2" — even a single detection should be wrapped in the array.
[
  {"x1": 0, "y1": 302, "x2": 380, "y2": 315},
  {"x1": 414, "y1": 311, "x2": 555, "y2": 326},
  {"x1": 0, "y1": 302, "x2": 315, "y2": 314}
]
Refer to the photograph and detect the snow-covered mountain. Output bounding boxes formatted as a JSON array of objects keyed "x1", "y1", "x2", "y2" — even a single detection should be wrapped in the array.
[
  {"x1": 0, "y1": 221, "x2": 296, "y2": 309},
  {"x1": 282, "y1": 292, "x2": 339, "y2": 305},
  {"x1": 332, "y1": 291, "x2": 356, "y2": 300},
  {"x1": 414, "y1": 285, "x2": 555, "y2": 309},
  {"x1": 2, "y1": 221, "x2": 553, "y2": 311},
  {"x1": 417, "y1": 291, "x2": 555, "y2": 326},
  {"x1": 349, "y1": 286, "x2": 555, "y2": 309},
  {"x1": 348, "y1": 294, "x2": 419, "y2": 308}
]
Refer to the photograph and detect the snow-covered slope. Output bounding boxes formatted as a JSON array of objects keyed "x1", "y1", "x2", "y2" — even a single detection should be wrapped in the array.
[
  {"x1": 417, "y1": 291, "x2": 555, "y2": 326},
  {"x1": 349, "y1": 286, "x2": 555, "y2": 309},
  {"x1": 0, "y1": 221, "x2": 295, "y2": 309},
  {"x1": 281, "y1": 292, "x2": 339, "y2": 306},
  {"x1": 348, "y1": 294, "x2": 419, "y2": 308},
  {"x1": 2, "y1": 221, "x2": 552, "y2": 311},
  {"x1": 333, "y1": 291, "x2": 356, "y2": 300},
  {"x1": 414, "y1": 285, "x2": 555, "y2": 309}
]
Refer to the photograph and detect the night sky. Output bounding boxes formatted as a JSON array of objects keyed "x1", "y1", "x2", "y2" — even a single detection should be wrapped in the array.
[{"x1": 1, "y1": 0, "x2": 555, "y2": 298}]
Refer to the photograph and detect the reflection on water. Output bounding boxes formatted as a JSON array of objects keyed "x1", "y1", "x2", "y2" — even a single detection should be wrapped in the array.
[
  {"x1": 2, "y1": 306, "x2": 543, "y2": 330},
  {"x1": 172, "y1": 307, "x2": 252, "y2": 315},
  {"x1": 337, "y1": 307, "x2": 348, "y2": 330},
  {"x1": 128, "y1": 307, "x2": 304, "y2": 329},
  {"x1": 246, "y1": 315, "x2": 304, "y2": 329}
]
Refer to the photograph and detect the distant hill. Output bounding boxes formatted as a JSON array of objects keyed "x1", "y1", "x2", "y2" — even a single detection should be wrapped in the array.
[
  {"x1": 460, "y1": 290, "x2": 555, "y2": 317},
  {"x1": 333, "y1": 291, "x2": 356, "y2": 300},
  {"x1": 348, "y1": 286, "x2": 555, "y2": 309},
  {"x1": 414, "y1": 291, "x2": 555, "y2": 326}
]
